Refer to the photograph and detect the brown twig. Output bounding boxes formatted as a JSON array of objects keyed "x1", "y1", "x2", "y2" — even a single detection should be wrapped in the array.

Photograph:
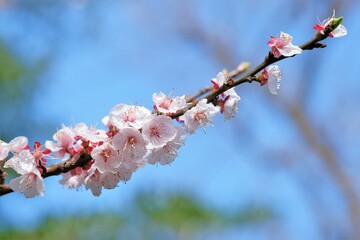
[
  {"x1": 185, "y1": 62, "x2": 251, "y2": 103},
  {"x1": 186, "y1": 86, "x2": 213, "y2": 103},
  {"x1": 172, "y1": 31, "x2": 329, "y2": 119}
]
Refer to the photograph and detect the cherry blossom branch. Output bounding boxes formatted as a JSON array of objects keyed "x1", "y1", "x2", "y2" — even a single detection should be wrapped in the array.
[
  {"x1": 0, "y1": 12, "x2": 347, "y2": 198},
  {"x1": 42, "y1": 153, "x2": 92, "y2": 178},
  {"x1": 0, "y1": 33, "x2": 335, "y2": 198}
]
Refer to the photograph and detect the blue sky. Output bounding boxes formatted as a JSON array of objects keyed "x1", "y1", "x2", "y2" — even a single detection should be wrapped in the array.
[{"x1": 0, "y1": 1, "x2": 359, "y2": 239}]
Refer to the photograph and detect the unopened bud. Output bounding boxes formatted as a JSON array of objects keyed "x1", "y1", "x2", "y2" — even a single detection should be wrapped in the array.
[
  {"x1": 237, "y1": 62, "x2": 251, "y2": 72},
  {"x1": 329, "y1": 17, "x2": 343, "y2": 31}
]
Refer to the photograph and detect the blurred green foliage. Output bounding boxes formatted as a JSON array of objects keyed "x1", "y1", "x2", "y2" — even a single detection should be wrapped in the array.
[
  {"x1": 0, "y1": 40, "x2": 51, "y2": 141},
  {"x1": 0, "y1": 192, "x2": 274, "y2": 240},
  {"x1": 136, "y1": 191, "x2": 273, "y2": 234},
  {"x1": 0, "y1": 42, "x2": 25, "y2": 84},
  {"x1": 0, "y1": 214, "x2": 123, "y2": 240}
]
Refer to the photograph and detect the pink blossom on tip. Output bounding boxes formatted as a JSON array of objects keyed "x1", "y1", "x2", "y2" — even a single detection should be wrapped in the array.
[
  {"x1": 313, "y1": 10, "x2": 347, "y2": 38},
  {"x1": 267, "y1": 32, "x2": 302, "y2": 58}
]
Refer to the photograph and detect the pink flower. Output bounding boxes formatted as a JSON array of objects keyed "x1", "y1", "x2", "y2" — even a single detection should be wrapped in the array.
[
  {"x1": 142, "y1": 115, "x2": 177, "y2": 148},
  {"x1": 9, "y1": 171, "x2": 45, "y2": 198},
  {"x1": 112, "y1": 128, "x2": 147, "y2": 163},
  {"x1": 9, "y1": 136, "x2": 28, "y2": 153},
  {"x1": 73, "y1": 123, "x2": 108, "y2": 143},
  {"x1": 153, "y1": 92, "x2": 187, "y2": 114},
  {"x1": 84, "y1": 166, "x2": 102, "y2": 196},
  {"x1": 45, "y1": 125, "x2": 76, "y2": 158},
  {"x1": 313, "y1": 10, "x2": 347, "y2": 38},
  {"x1": 103, "y1": 104, "x2": 151, "y2": 130},
  {"x1": 59, "y1": 167, "x2": 86, "y2": 189},
  {"x1": 258, "y1": 65, "x2": 282, "y2": 95},
  {"x1": 267, "y1": 32, "x2": 302, "y2": 58},
  {"x1": 47, "y1": 123, "x2": 107, "y2": 157},
  {"x1": 0, "y1": 136, "x2": 28, "y2": 160},
  {"x1": 91, "y1": 142, "x2": 120, "y2": 173},
  {"x1": 32, "y1": 142, "x2": 51, "y2": 167},
  {"x1": 222, "y1": 94, "x2": 240, "y2": 119},
  {"x1": 180, "y1": 99, "x2": 219, "y2": 135},
  {"x1": 0, "y1": 141, "x2": 9, "y2": 160},
  {"x1": 5, "y1": 150, "x2": 36, "y2": 174},
  {"x1": 148, "y1": 126, "x2": 187, "y2": 165},
  {"x1": 4, "y1": 150, "x2": 45, "y2": 198},
  {"x1": 100, "y1": 171, "x2": 123, "y2": 189}
]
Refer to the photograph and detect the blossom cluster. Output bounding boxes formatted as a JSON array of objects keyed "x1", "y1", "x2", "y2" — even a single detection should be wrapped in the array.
[
  {"x1": 0, "y1": 72, "x2": 243, "y2": 197},
  {"x1": 0, "y1": 11, "x2": 346, "y2": 198}
]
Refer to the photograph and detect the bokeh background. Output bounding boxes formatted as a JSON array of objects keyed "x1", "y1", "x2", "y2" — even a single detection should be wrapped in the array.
[{"x1": 0, "y1": 0, "x2": 359, "y2": 239}]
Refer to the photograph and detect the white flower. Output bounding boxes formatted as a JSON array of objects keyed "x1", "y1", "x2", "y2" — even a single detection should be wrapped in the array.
[
  {"x1": 100, "y1": 171, "x2": 122, "y2": 189},
  {"x1": 59, "y1": 167, "x2": 86, "y2": 189},
  {"x1": 103, "y1": 104, "x2": 152, "y2": 130},
  {"x1": 91, "y1": 142, "x2": 120, "y2": 173},
  {"x1": 258, "y1": 65, "x2": 282, "y2": 95},
  {"x1": 153, "y1": 92, "x2": 187, "y2": 114},
  {"x1": 73, "y1": 123, "x2": 108, "y2": 143},
  {"x1": 112, "y1": 128, "x2": 147, "y2": 163},
  {"x1": 180, "y1": 99, "x2": 219, "y2": 135},
  {"x1": 4, "y1": 150, "x2": 45, "y2": 198},
  {"x1": 9, "y1": 171, "x2": 45, "y2": 198},
  {"x1": 223, "y1": 93, "x2": 241, "y2": 119},
  {"x1": 267, "y1": 32, "x2": 302, "y2": 58},
  {"x1": 84, "y1": 166, "x2": 102, "y2": 197},
  {"x1": 142, "y1": 115, "x2": 177, "y2": 148},
  {"x1": 0, "y1": 136, "x2": 28, "y2": 160},
  {"x1": 45, "y1": 126, "x2": 75, "y2": 158},
  {"x1": 148, "y1": 126, "x2": 187, "y2": 165},
  {"x1": 0, "y1": 141, "x2": 9, "y2": 160},
  {"x1": 5, "y1": 150, "x2": 36, "y2": 174},
  {"x1": 9, "y1": 137, "x2": 28, "y2": 153}
]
